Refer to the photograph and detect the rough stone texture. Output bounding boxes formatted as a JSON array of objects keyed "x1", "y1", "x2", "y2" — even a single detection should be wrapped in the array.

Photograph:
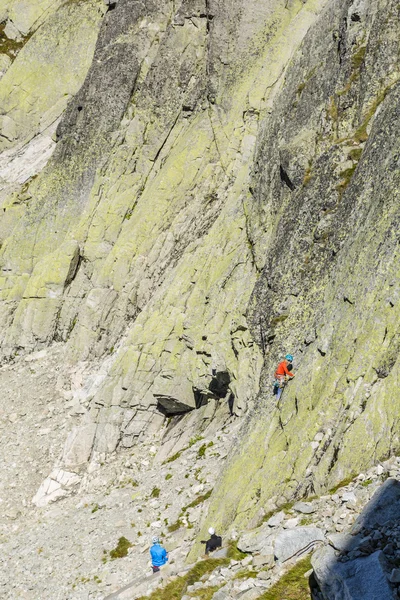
[
  {"x1": 202, "y1": 0, "x2": 400, "y2": 547},
  {"x1": 0, "y1": 0, "x2": 399, "y2": 595},
  {"x1": 312, "y1": 549, "x2": 395, "y2": 600},
  {"x1": 352, "y1": 479, "x2": 400, "y2": 530},
  {"x1": 274, "y1": 527, "x2": 325, "y2": 563}
]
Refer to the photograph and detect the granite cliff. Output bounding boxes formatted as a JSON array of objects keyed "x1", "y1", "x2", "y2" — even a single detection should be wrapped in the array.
[{"x1": 0, "y1": 0, "x2": 399, "y2": 598}]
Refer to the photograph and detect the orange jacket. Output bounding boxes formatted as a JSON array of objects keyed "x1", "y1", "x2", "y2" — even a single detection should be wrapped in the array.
[{"x1": 275, "y1": 360, "x2": 295, "y2": 378}]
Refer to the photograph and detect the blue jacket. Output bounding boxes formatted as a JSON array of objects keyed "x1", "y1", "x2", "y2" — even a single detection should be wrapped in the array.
[{"x1": 150, "y1": 543, "x2": 168, "y2": 567}]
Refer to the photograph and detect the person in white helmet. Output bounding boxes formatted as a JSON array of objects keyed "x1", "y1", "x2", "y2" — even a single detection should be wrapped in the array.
[
  {"x1": 201, "y1": 527, "x2": 222, "y2": 555},
  {"x1": 150, "y1": 536, "x2": 168, "y2": 573}
]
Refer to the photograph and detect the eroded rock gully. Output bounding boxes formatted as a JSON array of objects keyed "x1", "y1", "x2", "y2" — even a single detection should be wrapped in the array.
[{"x1": 0, "y1": 0, "x2": 399, "y2": 598}]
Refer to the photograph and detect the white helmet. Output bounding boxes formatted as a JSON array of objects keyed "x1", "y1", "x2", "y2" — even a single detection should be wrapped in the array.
[
  {"x1": 152, "y1": 536, "x2": 159, "y2": 544},
  {"x1": 208, "y1": 527, "x2": 215, "y2": 535}
]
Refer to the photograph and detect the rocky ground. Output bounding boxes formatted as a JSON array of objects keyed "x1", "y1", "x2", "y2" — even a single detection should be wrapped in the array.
[
  {"x1": 1, "y1": 348, "x2": 400, "y2": 600},
  {"x1": 0, "y1": 347, "x2": 240, "y2": 599}
]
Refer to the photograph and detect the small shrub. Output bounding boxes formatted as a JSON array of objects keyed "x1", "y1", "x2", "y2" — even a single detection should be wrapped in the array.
[
  {"x1": 109, "y1": 537, "x2": 133, "y2": 560},
  {"x1": 165, "y1": 473, "x2": 173, "y2": 481},
  {"x1": 197, "y1": 441, "x2": 213, "y2": 458},
  {"x1": 150, "y1": 487, "x2": 160, "y2": 498}
]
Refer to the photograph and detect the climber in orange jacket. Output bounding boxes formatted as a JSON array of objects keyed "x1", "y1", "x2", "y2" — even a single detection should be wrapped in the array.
[{"x1": 273, "y1": 354, "x2": 295, "y2": 400}]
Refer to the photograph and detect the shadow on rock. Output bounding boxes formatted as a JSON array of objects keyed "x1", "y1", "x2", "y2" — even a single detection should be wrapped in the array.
[{"x1": 311, "y1": 479, "x2": 400, "y2": 600}]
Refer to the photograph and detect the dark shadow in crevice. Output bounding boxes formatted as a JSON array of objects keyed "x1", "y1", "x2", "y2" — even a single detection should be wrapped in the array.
[{"x1": 280, "y1": 165, "x2": 296, "y2": 191}]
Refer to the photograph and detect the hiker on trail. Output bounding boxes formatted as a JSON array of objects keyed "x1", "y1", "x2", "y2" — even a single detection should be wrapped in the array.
[
  {"x1": 273, "y1": 354, "x2": 295, "y2": 400},
  {"x1": 150, "y1": 536, "x2": 168, "y2": 574},
  {"x1": 201, "y1": 527, "x2": 222, "y2": 555}
]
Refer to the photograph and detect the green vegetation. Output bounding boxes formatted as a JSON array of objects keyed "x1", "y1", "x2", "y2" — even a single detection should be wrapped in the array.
[
  {"x1": 300, "y1": 515, "x2": 314, "y2": 526},
  {"x1": 91, "y1": 503, "x2": 101, "y2": 513},
  {"x1": 189, "y1": 586, "x2": 222, "y2": 599},
  {"x1": 348, "y1": 147, "x2": 363, "y2": 161},
  {"x1": 329, "y1": 474, "x2": 356, "y2": 494},
  {"x1": 150, "y1": 487, "x2": 161, "y2": 498},
  {"x1": 351, "y1": 45, "x2": 367, "y2": 70},
  {"x1": 109, "y1": 537, "x2": 133, "y2": 560},
  {"x1": 165, "y1": 473, "x2": 173, "y2": 480},
  {"x1": 226, "y1": 539, "x2": 247, "y2": 561},
  {"x1": 198, "y1": 441, "x2": 214, "y2": 458},
  {"x1": 361, "y1": 478, "x2": 373, "y2": 487},
  {"x1": 257, "y1": 556, "x2": 312, "y2": 600},
  {"x1": 167, "y1": 490, "x2": 212, "y2": 532},
  {"x1": 164, "y1": 449, "x2": 186, "y2": 464},
  {"x1": 182, "y1": 490, "x2": 212, "y2": 511},
  {"x1": 189, "y1": 434, "x2": 204, "y2": 447},
  {"x1": 167, "y1": 519, "x2": 182, "y2": 533},
  {"x1": 233, "y1": 569, "x2": 258, "y2": 579},
  {"x1": 336, "y1": 164, "x2": 357, "y2": 197},
  {"x1": 296, "y1": 66, "x2": 318, "y2": 96},
  {"x1": 0, "y1": 24, "x2": 32, "y2": 59},
  {"x1": 136, "y1": 557, "x2": 230, "y2": 600},
  {"x1": 118, "y1": 477, "x2": 138, "y2": 488}
]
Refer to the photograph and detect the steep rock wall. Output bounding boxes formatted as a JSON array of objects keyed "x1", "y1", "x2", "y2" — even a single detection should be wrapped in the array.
[
  {"x1": 202, "y1": 0, "x2": 400, "y2": 544},
  {"x1": 0, "y1": 0, "x2": 331, "y2": 480},
  {"x1": 0, "y1": 0, "x2": 398, "y2": 536}
]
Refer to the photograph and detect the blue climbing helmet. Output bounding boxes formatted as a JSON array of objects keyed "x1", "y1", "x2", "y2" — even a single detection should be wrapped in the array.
[{"x1": 285, "y1": 354, "x2": 293, "y2": 362}]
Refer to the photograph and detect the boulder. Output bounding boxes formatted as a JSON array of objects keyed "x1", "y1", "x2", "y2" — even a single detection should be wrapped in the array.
[
  {"x1": 312, "y1": 548, "x2": 395, "y2": 600},
  {"x1": 153, "y1": 375, "x2": 196, "y2": 414},
  {"x1": 293, "y1": 502, "x2": 316, "y2": 514},
  {"x1": 238, "y1": 523, "x2": 275, "y2": 555},
  {"x1": 267, "y1": 511, "x2": 285, "y2": 527},
  {"x1": 274, "y1": 527, "x2": 325, "y2": 562}
]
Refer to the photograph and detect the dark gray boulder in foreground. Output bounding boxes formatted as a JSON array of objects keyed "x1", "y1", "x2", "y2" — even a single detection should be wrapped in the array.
[{"x1": 311, "y1": 480, "x2": 400, "y2": 599}]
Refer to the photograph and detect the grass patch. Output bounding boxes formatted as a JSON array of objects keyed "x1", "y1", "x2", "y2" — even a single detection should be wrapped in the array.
[
  {"x1": 109, "y1": 537, "x2": 132, "y2": 560},
  {"x1": 226, "y1": 540, "x2": 247, "y2": 561},
  {"x1": 164, "y1": 448, "x2": 187, "y2": 464},
  {"x1": 0, "y1": 24, "x2": 32, "y2": 59},
  {"x1": 329, "y1": 474, "x2": 356, "y2": 494},
  {"x1": 168, "y1": 490, "x2": 213, "y2": 532},
  {"x1": 302, "y1": 167, "x2": 313, "y2": 186},
  {"x1": 351, "y1": 45, "x2": 366, "y2": 70},
  {"x1": 150, "y1": 487, "x2": 160, "y2": 499},
  {"x1": 233, "y1": 569, "x2": 258, "y2": 579},
  {"x1": 189, "y1": 435, "x2": 204, "y2": 447},
  {"x1": 136, "y1": 557, "x2": 230, "y2": 600},
  {"x1": 335, "y1": 164, "x2": 357, "y2": 196},
  {"x1": 197, "y1": 442, "x2": 214, "y2": 458},
  {"x1": 348, "y1": 147, "x2": 363, "y2": 161},
  {"x1": 257, "y1": 556, "x2": 312, "y2": 600},
  {"x1": 361, "y1": 478, "x2": 373, "y2": 487},
  {"x1": 182, "y1": 490, "x2": 212, "y2": 512},
  {"x1": 167, "y1": 519, "x2": 183, "y2": 533},
  {"x1": 189, "y1": 586, "x2": 222, "y2": 599},
  {"x1": 300, "y1": 516, "x2": 314, "y2": 526}
]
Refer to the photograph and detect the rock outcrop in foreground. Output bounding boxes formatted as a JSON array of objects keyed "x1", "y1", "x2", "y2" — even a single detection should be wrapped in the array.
[{"x1": 0, "y1": 0, "x2": 399, "y2": 597}]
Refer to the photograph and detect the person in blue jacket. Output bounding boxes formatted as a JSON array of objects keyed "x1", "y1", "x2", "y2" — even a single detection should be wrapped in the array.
[{"x1": 150, "y1": 536, "x2": 168, "y2": 573}]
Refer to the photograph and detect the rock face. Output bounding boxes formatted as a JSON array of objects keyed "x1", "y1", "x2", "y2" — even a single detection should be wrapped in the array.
[
  {"x1": 312, "y1": 480, "x2": 400, "y2": 600},
  {"x1": 202, "y1": 0, "x2": 400, "y2": 541},
  {"x1": 0, "y1": 0, "x2": 398, "y2": 592}
]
